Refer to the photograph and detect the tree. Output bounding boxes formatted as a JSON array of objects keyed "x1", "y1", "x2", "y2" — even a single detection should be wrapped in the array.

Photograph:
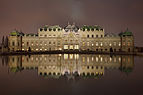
[
  {"x1": 2, "y1": 36, "x2": 4, "y2": 46},
  {"x1": 4, "y1": 36, "x2": 8, "y2": 47}
]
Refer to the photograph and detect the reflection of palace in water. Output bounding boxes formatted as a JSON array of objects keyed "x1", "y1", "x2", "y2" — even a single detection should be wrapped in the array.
[{"x1": 5, "y1": 54, "x2": 134, "y2": 79}]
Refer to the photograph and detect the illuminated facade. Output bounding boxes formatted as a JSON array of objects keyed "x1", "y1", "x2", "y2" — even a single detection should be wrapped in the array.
[
  {"x1": 8, "y1": 23, "x2": 134, "y2": 52},
  {"x1": 7, "y1": 54, "x2": 134, "y2": 79}
]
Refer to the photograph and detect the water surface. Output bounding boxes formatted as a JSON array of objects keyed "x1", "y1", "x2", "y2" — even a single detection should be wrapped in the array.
[{"x1": 0, "y1": 54, "x2": 143, "y2": 95}]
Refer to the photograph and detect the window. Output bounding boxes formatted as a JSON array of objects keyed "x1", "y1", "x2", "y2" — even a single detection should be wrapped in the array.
[
  {"x1": 83, "y1": 42, "x2": 85, "y2": 46},
  {"x1": 49, "y1": 28, "x2": 52, "y2": 31},
  {"x1": 96, "y1": 42, "x2": 98, "y2": 46},
  {"x1": 44, "y1": 28, "x2": 47, "y2": 31},
  {"x1": 58, "y1": 28, "x2": 60, "y2": 31},
  {"x1": 91, "y1": 28, "x2": 94, "y2": 31},
  {"x1": 87, "y1": 35, "x2": 89, "y2": 38},
  {"x1": 70, "y1": 45, "x2": 74, "y2": 49},
  {"x1": 64, "y1": 45, "x2": 68, "y2": 49},
  {"x1": 53, "y1": 28, "x2": 56, "y2": 31},
  {"x1": 40, "y1": 28, "x2": 43, "y2": 31},
  {"x1": 96, "y1": 35, "x2": 98, "y2": 38},
  {"x1": 45, "y1": 35, "x2": 47, "y2": 37},
  {"x1": 92, "y1": 35, "x2": 94, "y2": 38},
  {"x1": 87, "y1": 42, "x2": 89, "y2": 46},
  {"x1": 101, "y1": 35, "x2": 103, "y2": 37},
  {"x1": 49, "y1": 42, "x2": 51, "y2": 44},
  {"x1": 75, "y1": 45, "x2": 79, "y2": 49},
  {"x1": 27, "y1": 42, "x2": 29, "y2": 46},
  {"x1": 114, "y1": 42, "x2": 116, "y2": 46},
  {"x1": 100, "y1": 42, "x2": 103, "y2": 46},
  {"x1": 12, "y1": 42, "x2": 15, "y2": 46}
]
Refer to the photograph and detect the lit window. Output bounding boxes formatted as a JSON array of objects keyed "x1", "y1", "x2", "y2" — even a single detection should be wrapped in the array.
[
  {"x1": 69, "y1": 54, "x2": 73, "y2": 59},
  {"x1": 64, "y1": 45, "x2": 68, "y2": 49},
  {"x1": 70, "y1": 45, "x2": 74, "y2": 49},
  {"x1": 87, "y1": 57, "x2": 89, "y2": 62},
  {"x1": 96, "y1": 42, "x2": 98, "y2": 46},
  {"x1": 75, "y1": 45, "x2": 79, "y2": 49},
  {"x1": 109, "y1": 43, "x2": 112, "y2": 46},
  {"x1": 92, "y1": 43, "x2": 94, "y2": 46},
  {"x1": 92, "y1": 57, "x2": 94, "y2": 61},
  {"x1": 96, "y1": 57, "x2": 98, "y2": 62},
  {"x1": 101, "y1": 57, "x2": 103, "y2": 62},
  {"x1": 59, "y1": 48, "x2": 62, "y2": 50},
  {"x1": 64, "y1": 54, "x2": 68, "y2": 59},
  {"x1": 87, "y1": 42, "x2": 89, "y2": 46},
  {"x1": 75, "y1": 54, "x2": 79, "y2": 59},
  {"x1": 83, "y1": 42, "x2": 85, "y2": 46},
  {"x1": 83, "y1": 57, "x2": 85, "y2": 62},
  {"x1": 22, "y1": 42, "x2": 24, "y2": 46},
  {"x1": 100, "y1": 42, "x2": 103, "y2": 46},
  {"x1": 119, "y1": 42, "x2": 121, "y2": 46}
]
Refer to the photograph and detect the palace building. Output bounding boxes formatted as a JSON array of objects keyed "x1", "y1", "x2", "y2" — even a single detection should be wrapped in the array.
[{"x1": 8, "y1": 23, "x2": 134, "y2": 52}]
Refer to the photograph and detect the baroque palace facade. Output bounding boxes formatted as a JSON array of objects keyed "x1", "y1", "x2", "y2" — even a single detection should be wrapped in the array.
[
  {"x1": 8, "y1": 23, "x2": 134, "y2": 52},
  {"x1": 5, "y1": 54, "x2": 134, "y2": 79}
]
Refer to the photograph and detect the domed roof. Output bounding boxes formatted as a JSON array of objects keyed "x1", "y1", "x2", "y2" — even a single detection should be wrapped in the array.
[{"x1": 64, "y1": 23, "x2": 79, "y2": 32}]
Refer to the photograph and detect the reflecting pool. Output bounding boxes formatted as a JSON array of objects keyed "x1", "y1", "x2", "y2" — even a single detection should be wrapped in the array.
[{"x1": 0, "y1": 54, "x2": 143, "y2": 95}]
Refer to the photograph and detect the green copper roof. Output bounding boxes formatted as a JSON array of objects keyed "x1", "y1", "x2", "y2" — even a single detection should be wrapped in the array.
[
  {"x1": 81, "y1": 25, "x2": 103, "y2": 31},
  {"x1": 10, "y1": 30, "x2": 24, "y2": 36},
  {"x1": 119, "y1": 29, "x2": 133, "y2": 36}
]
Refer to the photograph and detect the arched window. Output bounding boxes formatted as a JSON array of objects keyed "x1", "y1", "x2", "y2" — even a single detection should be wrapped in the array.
[
  {"x1": 92, "y1": 35, "x2": 94, "y2": 38},
  {"x1": 40, "y1": 28, "x2": 43, "y2": 31},
  {"x1": 87, "y1": 35, "x2": 89, "y2": 38},
  {"x1": 44, "y1": 28, "x2": 47, "y2": 31},
  {"x1": 53, "y1": 28, "x2": 56, "y2": 31},
  {"x1": 96, "y1": 35, "x2": 98, "y2": 38}
]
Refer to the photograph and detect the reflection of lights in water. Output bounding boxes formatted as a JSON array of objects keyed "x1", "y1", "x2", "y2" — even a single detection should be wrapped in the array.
[
  {"x1": 92, "y1": 57, "x2": 94, "y2": 61},
  {"x1": 82, "y1": 57, "x2": 85, "y2": 62},
  {"x1": 96, "y1": 57, "x2": 98, "y2": 62},
  {"x1": 75, "y1": 54, "x2": 79, "y2": 59},
  {"x1": 119, "y1": 57, "x2": 121, "y2": 62},
  {"x1": 64, "y1": 54, "x2": 68, "y2": 59},
  {"x1": 70, "y1": 54, "x2": 73, "y2": 59},
  {"x1": 36, "y1": 57, "x2": 38, "y2": 61},
  {"x1": 110, "y1": 57, "x2": 112, "y2": 62},
  {"x1": 87, "y1": 57, "x2": 89, "y2": 62},
  {"x1": 101, "y1": 57, "x2": 103, "y2": 62},
  {"x1": 114, "y1": 58, "x2": 116, "y2": 62}
]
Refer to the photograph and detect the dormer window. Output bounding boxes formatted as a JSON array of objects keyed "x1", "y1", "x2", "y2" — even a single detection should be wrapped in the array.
[
  {"x1": 49, "y1": 28, "x2": 52, "y2": 31},
  {"x1": 91, "y1": 28, "x2": 94, "y2": 31},
  {"x1": 83, "y1": 28, "x2": 85, "y2": 31},
  {"x1": 53, "y1": 28, "x2": 56, "y2": 31},
  {"x1": 40, "y1": 28, "x2": 43, "y2": 31},
  {"x1": 58, "y1": 28, "x2": 60, "y2": 31},
  {"x1": 87, "y1": 28, "x2": 90, "y2": 31},
  {"x1": 44, "y1": 28, "x2": 47, "y2": 31}
]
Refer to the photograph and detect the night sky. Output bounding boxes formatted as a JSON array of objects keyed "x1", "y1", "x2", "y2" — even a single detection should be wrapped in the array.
[{"x1": 0, "y1": 0, "x2": 143, "y2": 46}]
